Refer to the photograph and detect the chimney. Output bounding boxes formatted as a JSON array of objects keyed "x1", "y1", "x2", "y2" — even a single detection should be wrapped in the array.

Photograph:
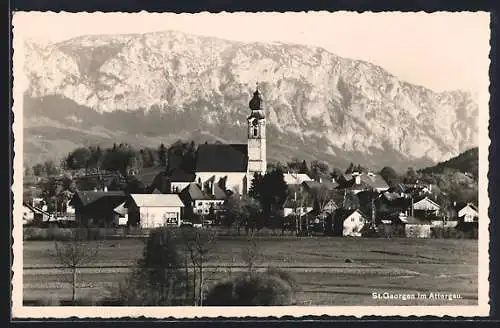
[{"x1": 211, "y1": 180, "x2": 215, "y2": 195}]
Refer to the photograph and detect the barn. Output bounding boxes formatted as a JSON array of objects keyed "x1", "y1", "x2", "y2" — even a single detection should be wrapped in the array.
[{"x1": 126, "y1": 194, "x2": 185, "y2": 229}]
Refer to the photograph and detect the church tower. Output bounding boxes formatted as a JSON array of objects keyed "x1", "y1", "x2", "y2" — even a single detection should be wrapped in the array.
[{"x1": 247, "y1": 84, "x2": 267, "y2": 176}]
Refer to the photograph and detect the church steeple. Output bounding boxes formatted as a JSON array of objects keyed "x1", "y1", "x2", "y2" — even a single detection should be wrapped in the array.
[
  {"x1": 248, "y1": 83, "x2": 265, "y2": 119},
  {"x1": 247, "y1": 83, "x2": 267, "y2": 178}
]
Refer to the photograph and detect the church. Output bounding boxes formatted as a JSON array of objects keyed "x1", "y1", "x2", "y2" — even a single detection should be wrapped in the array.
[{"x1": 165, "y1": 85, "x2": 267, "y2": 197}]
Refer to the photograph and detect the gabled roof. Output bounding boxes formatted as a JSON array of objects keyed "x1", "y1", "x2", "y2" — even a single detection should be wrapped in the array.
[
  {"x1": 454, "y1": 202, "x2": 478, "y2": 213},
  {"x1": 283, "y1": 173, "x2": 314, "y2": 185},
  {"x1": 302, "y1": 180, "x2": 338, "y2": 191},
  {"x1": 167, "y1": 168, "x2": 196, "y2": 183},
  {"x1": 113, "y1": 202, "x2": 127, "y2": 216},
  {"x1": 180, "y1": 182, "x2": 229, "y2": 203},
  {"x1": 400, "y1": 216, "x2": 431, "y2": 225},
  {"x1": 333, "y1": 208, "x2": 367, "y2": 222},
  {"x1": 129, "y1": 194, "x2": 185, "y2": 208},
  {"x1": 70, "y1": 190, "x2": 126, "y2": 207},
  {"x1": 195, "y1": 144, "x2": 248, "y2": 172},
  {"x1": 413, "y1": 196, "x2": 440, "y2": 209}
]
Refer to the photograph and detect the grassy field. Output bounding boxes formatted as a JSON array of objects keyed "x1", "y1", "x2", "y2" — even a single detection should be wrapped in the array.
[{"x1": 23, "y1": 237, "x2": 478, "y2": 306}]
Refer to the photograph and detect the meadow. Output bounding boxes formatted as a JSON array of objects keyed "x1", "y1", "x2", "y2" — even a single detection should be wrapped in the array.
[{"x1": 23, "y1": 237, "x2": 478, "y2": 306}]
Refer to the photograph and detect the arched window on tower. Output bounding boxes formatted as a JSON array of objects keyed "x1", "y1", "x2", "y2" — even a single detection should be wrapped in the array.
[{"x1": 253, "y1": 127, "x2": 258, "y2": 137}]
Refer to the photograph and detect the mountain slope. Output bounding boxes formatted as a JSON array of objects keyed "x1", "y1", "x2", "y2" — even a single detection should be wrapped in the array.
[
  {"x1": 419, "y1": 147, "x2": 479, "y2": 178},
  {"x1": 22, "y1": 30, "x2": 479, "y2": 170}
]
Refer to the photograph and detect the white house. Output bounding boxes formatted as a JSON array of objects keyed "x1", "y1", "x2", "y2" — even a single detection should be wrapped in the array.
[
  {"x1": 335, "y1": 209, "x2": 366, "y2": 237},
  {"x1": 457, "y1": 203, "x2": 479, "y2": 223},
  {"x1": 283, "y1": 206, "x2": 314, "y2": 218},
  {"x1": 413, "y1": 196, "x2": 440, "y2": 216},
  {"x1": 127, "y1": 194, "x2": 185, "y2": 229},
  {"x1": 180, "y1": 182, "x2": 227, "y2": 217}
]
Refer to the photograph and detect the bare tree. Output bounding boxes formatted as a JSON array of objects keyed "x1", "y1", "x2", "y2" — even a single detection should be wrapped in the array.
[
  {"x1": 53, "y1": 232, "x2": 99, "y2": 304},
  {"x1": 241, "y1": 231, "x2": 260, "y2": 276},
  {"x1": 182, "y1": 227, "x2": 217, "y2": 306}
]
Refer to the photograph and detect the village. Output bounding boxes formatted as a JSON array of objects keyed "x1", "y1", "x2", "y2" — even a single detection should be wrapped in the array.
[{"x1": 22, "y1": 87, "x2": 479, "y2": 240}]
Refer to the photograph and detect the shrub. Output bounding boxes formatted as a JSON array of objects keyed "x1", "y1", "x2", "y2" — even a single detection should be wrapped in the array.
[
  {"x1": 204, "y1": 269, "x2": 298, "y2": 306},
  {"x1": 431, "y1": 227, "x2": 462, "y2": 239}
]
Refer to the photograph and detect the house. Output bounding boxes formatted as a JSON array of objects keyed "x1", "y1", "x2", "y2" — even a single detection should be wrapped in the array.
[
  {"x1": 302, "y1": 179, "x2": 339, "y2": 193},
  {"x1": 125, "y1": 194, "x2": 185, "y2": 229},
  {"x1": 113, "y1": 202, "x2": 129, "y2": 226},
  {"x1": 412, "y1": 196, "x2": 440, "y2": 218},
  {"x1": 193, "y1": 86, "x2": 267, "y2": 195},
  {"x1": 342, "y1": 172, "x2": 389, "y2": 193},
  {"x1": 68, "y1": 190, "x2": 128, "y2": 227},
  {"x1": 456, "y1": 203, "x2": 479, "y2": 223},
  {"x1": 282, "y1": 196, "x2": 314, "y2": 218},
  {"x1": 179, "y1": 181, "x2": 228, "y2": 219},
  {"x1": 400, "y1": 216, "x2": 432, "y2": 238},
  {"x1": 283, "y1": 172, "x2": 314, "y2": 185},
  {"x1": 167, "y1": 168, "x2": 196, "y2": 193},
  {"x1": 331, "y1": 209, "x2": 367, "y2": 237}
]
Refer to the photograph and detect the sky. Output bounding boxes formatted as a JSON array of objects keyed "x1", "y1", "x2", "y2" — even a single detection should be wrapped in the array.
[{"x1": 13, "y1": 11, "x2": 490, "y2": 93}]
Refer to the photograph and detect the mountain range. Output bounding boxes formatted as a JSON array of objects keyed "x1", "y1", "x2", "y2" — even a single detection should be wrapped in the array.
[{"x1": 21, "y1": 30, "x2": 479, "y2": 171}]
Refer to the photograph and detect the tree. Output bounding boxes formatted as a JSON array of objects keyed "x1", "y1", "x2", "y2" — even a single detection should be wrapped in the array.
[
  {"x1": 181, "y1": 227, "x2": 217, "y2": 306},
  {"x1": 53, "y1": 232, "x2": 99, "y2": 304},
  {"x1": 380, "y1": 166, "x2": 401, "y2": 187},
  {"x1": 343, "y1": 191, "x2": 360, "y2": 210},
  {"x1": 135, "y1": 227, "x2": 187, "y2": 305},
  {"x1": 224, "y1": 194, "x2": 261, "y2": 235},
  {"x1": 248, "y1": 172, "x2": 264, "y2": 201},
  {"x1": 404, "y1": 167, "x2": 419, "y2": 184},
  {"x1": 241, "y1": 234, "x2": 260, "y2": 276},
  {"x1": 158, "y1": 143, "x2": 167, "y2": 167},
  {"x1": 66, "y1": 147, "x2": 92, "y2": 171},
  {"x1": 286, "y1": 158, "x2": 308, "y2": 174},
  {"x1": 44, "y1": 160, "x2": 59, "y2": 176},
  {"x1": 309, "y1": 160, "x2": 330, "y2": 181},
  {"x1": 32, "y1": 163, "x2": 45, "y2": 176},
  {"x1": 259, "y1": 168, "x2": 288, "y2": 220}
]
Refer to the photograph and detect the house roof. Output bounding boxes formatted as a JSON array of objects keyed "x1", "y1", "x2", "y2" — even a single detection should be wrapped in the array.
[
  {"x1": 283, "y1": 173, "x2": 314, "y2": 185},
  {"x1": 167, "y1": 168, "x2": 196, "y2": 183},
  {"x1": 333, "y1": 208, "x2": 367, "y2": 222},
  {"x1": 454, "y1": 202, "x2": 478, "y2": 213},
  {"x1": 400, "y1": 216, "x2": 431, "y2": 225},
  {"x1": 133, "y1": 167, "x2": 165, "y2": 187},
  {"x1": 302, "y1": 180, "x2": 339, "y2": 191},
  {"x1": 113, "y1": 202, "x2": 127, "y2": 216},
  {"x1": 195, "y1": 144, "x2": 248, "y2": 172},
  {"x1": 129, "y1": 194, "x2": 185, "y2": 208},
  {"x1": 180, "y1": 182, "x2": 229, "y2": 203},
  {"x1": 413, "y1": 196, "x2": 440, "y2": 209},
  {"x1": 70, "y1": 190, "x2": 126, "y2": 207}
]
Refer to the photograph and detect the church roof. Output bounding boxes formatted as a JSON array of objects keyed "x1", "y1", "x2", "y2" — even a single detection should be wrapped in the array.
[{"x1": 195, "y1": 144, "x2": 248, "y2": 172}]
